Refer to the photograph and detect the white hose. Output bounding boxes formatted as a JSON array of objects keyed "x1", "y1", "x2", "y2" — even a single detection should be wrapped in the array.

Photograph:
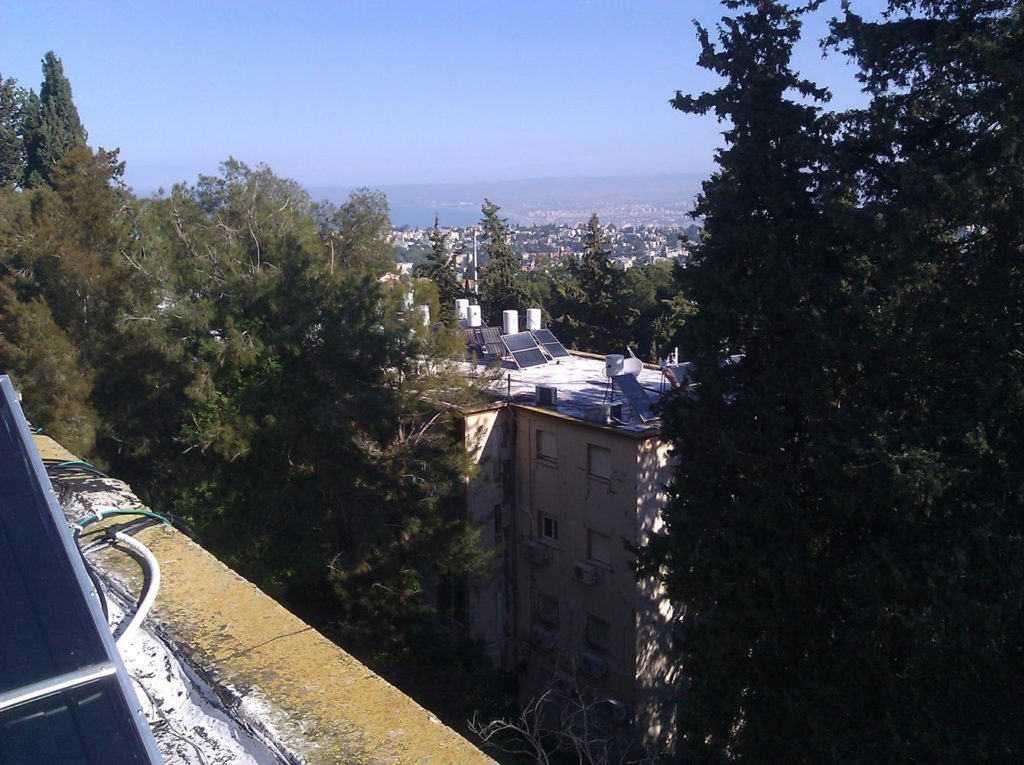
[{"x1": 113, "y1": 531, "x2": 160, "y2": 648}]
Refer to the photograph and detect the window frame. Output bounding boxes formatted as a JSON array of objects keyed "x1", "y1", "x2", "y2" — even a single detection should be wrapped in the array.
[
  {"x1": 535, "y1": 591, "x2": 560, "y2": 627},
  {"x1": 586, "y1": 613, "x2": 611, "y2": 653},
  {"x1": 536, "y1": 429, "x2": 558, "y2": 463},
  {"x1": 587, "y1": 529, "x2": 612, "y2": 567},
  {"x1": 587, "y1": 443, "x2": 611, "y2": 480},
  {"x1": 538, "y1": 512, "x2": 559, "y2": 543}
]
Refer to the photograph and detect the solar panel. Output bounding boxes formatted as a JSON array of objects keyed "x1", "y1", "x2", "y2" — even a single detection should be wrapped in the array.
[
  {"x1": 480, "y1": 327, "x2": 506, "y2": 358},
  {"x1": 612, "y1": 374, "x2": 658, "y2": 423},
  {"x1": 510, "y1": 348, "x2": 548, "y2": 368},
  {"x1": 530, "y1": 328, "x2": 570, "y2": 359},
  {"x1": 501, "y1": 331, "x2": 538, "y2": 353},
  {"x1": 0, "y1": 376, "x2": 161, "y2": 764}
]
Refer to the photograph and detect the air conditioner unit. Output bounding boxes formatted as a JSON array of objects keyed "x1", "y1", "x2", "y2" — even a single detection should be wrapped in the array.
[
  {"x1": 524, "y1": 539, "x2": 552, "y2": 565},
  {"x1": 596, "y1": 696, "x2": 630, "y2": 726},
  {"x1": 531, "y1": 624, "x2": 558, "y2": 652},
  {"x1": 579, "y1": 650, "x2": 607, "y2": 678},
  {"x1": 535, "y1": 385, "x2": 558, "y2": 406},
  {"x1": 572, "y1": 561, "x2": 601, "y2": 585}
]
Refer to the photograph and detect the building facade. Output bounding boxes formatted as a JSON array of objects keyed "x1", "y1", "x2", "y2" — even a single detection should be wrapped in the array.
[{"x1": 459, "y1": 348, "x2": 682, "y2": 756}]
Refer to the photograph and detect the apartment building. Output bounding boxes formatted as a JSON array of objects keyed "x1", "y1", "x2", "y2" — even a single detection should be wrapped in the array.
[{"x1": 457, "y1": 314, "x2": 683, "y2": 755}]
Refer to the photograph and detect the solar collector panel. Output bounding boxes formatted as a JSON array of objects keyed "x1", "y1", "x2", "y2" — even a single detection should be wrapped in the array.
[
  {"x1": 501, "y1": 331, "x2": 539, "y2": 352},
  {"x1": 0, "y1": 376, "x2": 161, "y2": 764},
  {"x1": 530, "y1": 329, "x2": 570, "y2": 358},
  {"x1": 480, "y1": 327, "x2": 506, "y2": 358},
  {"x1": 510, "y1": 348, "x2": 548, "y2": 368},
  {"x1": 612, "y1": 374, "x2": 658, "y2": 423}
]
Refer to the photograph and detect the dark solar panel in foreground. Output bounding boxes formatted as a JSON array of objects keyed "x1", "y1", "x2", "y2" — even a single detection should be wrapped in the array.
[
  {"x1": 612, "y1": 373, "x2": 658, "y2": 422},
  {"x1": 501, "y1": 331, "x2": 538, "y2": 352},
  {"x1": 511, "y1": 348, "x2": 548, "y2": 368},
  {"x1": 0, "y1": 376, "x2": 160, "y2": 764},
  {"x1": 531, "y1": 329, "x2": 570, "y2": 358}
]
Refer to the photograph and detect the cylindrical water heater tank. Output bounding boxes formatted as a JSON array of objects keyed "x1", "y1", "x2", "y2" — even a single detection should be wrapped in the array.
[
  {"x1": 526, "y1": 308, "x2": 542, "y2": 331},
  {"x1": 605, "y1": 354, "x2": 625, "y2": 378},
  {"x1": 502, "y1": 310, "x2": 519, "y2": 335},
  {"x1": 468, "y1": 305, "x2": 482, "y2": 328},
  {"x1": 455, "y1": 299, "x2": 470, "y2": 320}
]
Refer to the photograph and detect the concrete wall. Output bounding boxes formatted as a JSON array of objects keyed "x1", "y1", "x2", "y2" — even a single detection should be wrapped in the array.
[
  {"x1": 634, "y1": 438, "x2": 681, "y2": 756},
  {"x1": 512, "y1": 408, "x2": 645, "y2": 707},
  {"x1": 463, "y1": 407, "x2": 517, "y2": 669},
  {"x1": 463, "y1": 406, "x2": 681, "y2": 758}
]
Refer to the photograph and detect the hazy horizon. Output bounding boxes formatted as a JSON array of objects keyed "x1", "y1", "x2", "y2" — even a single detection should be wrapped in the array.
[{"x1": 3, "y1": 1, "x2": 887, "y2": 194}]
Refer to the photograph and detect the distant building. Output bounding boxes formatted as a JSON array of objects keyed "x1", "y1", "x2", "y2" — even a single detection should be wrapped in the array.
[{"x1": 454, "y1": 310, "x2": 685, "y2": 757}]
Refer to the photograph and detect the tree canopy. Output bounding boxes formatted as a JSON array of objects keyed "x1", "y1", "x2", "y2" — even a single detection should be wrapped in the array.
[
  {"x1": 418, "y1": 213, "x2": 461, "y2": 323},
  {"x1": 478, "y1": 198, "x2": 527, "y2": 323},
  {"x1": 643, "y1": 0, "x2": 1024, "y2": 761}
]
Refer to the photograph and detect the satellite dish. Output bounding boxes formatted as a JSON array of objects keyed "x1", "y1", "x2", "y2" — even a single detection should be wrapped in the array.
[{"x1": 623, "y1": 357, "x2": 643, "y2": 377}]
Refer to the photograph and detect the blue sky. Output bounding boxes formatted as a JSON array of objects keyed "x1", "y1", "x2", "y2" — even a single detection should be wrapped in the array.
[{"x1": 1, "y1": 1, "x2": 886, "y2": 193}]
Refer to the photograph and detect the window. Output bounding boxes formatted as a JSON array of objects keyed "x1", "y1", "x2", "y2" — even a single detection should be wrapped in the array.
[
  {"x1": 539, "y1": 512, "x2": 559, "y2": 542},
  {"x1": 586, "y1": 614, "x2": 611, "y2": 652},
  {"x1": 536, "y1": 591, "x2": 559, "y2": 626},
  {"x1": 536, "y1": 429, "x2": 557, "y2": 462},
  {"x1": 437, "y1": 576, "x2": 467, "y2": 625},
  {"x1": 588, "y1": 529, "x2": 612, "y2": 566},
  {"x1": 493, "y1": 504, "x2": 503, "y2": 545},
  {"x1": 588, "y1": 444, "x2": 611, "y2": 479}
]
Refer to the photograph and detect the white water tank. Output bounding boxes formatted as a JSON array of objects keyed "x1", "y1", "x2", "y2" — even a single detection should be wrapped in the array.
[
  {"x1": 417, "y1": 304, "x2": 430, "y2": 327},
  {"x1": 526, "y1": 308, "x2": 542, "y2": 331},
  {"x1": 468, "y1": 305, "x2": 482, "y2": 328},
  {"x1": 502, "y1": 310, "x2": 519, "y2": 335},
  {"x1": 455, "y1": 299, "x2": 470, "y2": 320},
  {"x1": 605, "y1": 354, "x2": 625, "y2": 378}
]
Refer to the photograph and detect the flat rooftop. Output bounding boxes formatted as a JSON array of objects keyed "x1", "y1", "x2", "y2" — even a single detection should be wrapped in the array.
[{"x1": 464, "y1": 352, "x2": 672, "y2": 434}]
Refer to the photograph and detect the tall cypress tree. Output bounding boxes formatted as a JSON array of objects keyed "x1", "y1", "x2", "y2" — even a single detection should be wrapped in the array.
[
  {"x1": 420, "y1": 214, "x2": 461, "y2": 323},
  {"x1": 23, "y1": 52, "x2": 87, "y2": 188},
  {"x1": 478, "y1": 198, "x2": 526, "y2": 323},
  {"x1": 0, "y1": 73, "x2": 24, "y2": 188},
  {"x1": 641, "y1": 1, "x2": 868, "y2": 759},
  {"x1": 823, "y1": 1, "x2": 1024, "y2": 758},
  {"x1": 559, "y1": 213, "x2": 636, "y2": 353}
]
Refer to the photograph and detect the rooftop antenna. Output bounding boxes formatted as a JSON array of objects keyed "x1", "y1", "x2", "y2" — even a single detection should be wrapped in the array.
[{"x1": 472, "y1": 229, "x2": 479, "y2": 295}]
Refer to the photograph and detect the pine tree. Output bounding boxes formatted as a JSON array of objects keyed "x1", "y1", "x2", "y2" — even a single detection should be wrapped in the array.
[
  {"x1": 0, "y1": 279, "x2": 98, "y2": 454},
  {"x1": 0, "y1": 73, "x2": 24, "y2": 188},
  {"x1": 560, "y1": 213, "x2": 636, "y2": 353},
  {"x1": 478, "y1": 198, "x2": 526, "y2": 324},
  {"x1": 419, "y1": 214, "x2": 461, "y2": 323},
  {"x1": 23, "y1": 52, "x2": 87, "y2": 188},
  {"x1": 326, "y1": 188, "x2": 396, "y2": 274}
]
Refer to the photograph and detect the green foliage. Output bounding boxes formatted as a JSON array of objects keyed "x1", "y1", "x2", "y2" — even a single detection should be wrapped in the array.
[
  {"x1": 0, "y1": 73, "x2": 24, "y2": 188},
  {"x1": 22, "y1": 52, "x2": 87, "y2": 188},
  {"x1": 87, "y1": 161, "x2": 507, "y2": 717},
  {"x1": 0, "y1": 146, "x2": 138, "y2": 455},
  {"x1": 324, "y1": 188, "x2": 396, "y2": 275},
  {"x1": 643, "y1": 0, "x2": 1024, "y2": 761},
  {"x1": 0, "y1": 278, "x2": 98, "y2": 453},
  {"x1": 418, "y1": 214, "x2": 462, "y2": 323},
  {"x1": 554, "y1": 213, "x2": 638, "y2": 354},
  {"x1": 478, "y1": 198, "x2": 527, "y2": 323}
]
